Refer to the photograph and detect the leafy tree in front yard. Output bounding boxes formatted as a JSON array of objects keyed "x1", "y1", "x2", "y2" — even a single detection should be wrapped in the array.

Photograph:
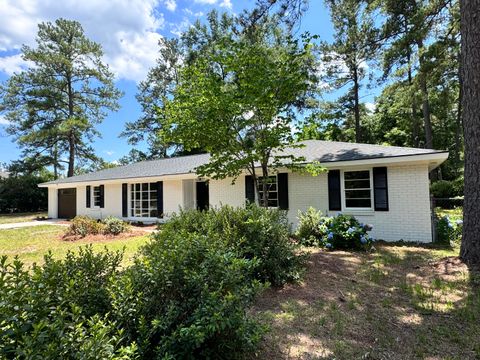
[
  {"x1": 0, "y1": 18, "x2": 122, "y2": 178},
  {"x1": 160, "y1": 13, "x2": 319, "y2": 206}
]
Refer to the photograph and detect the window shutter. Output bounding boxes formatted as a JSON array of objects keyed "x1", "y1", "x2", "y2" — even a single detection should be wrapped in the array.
[
  {"x1": 245, "y1": 175, "x2": 255, "y2": 204},
  {"x1": 99, "y1": 185, "x2": 105, "y2": 208},
  {"x1": 373, "y1": 167, "x2": 389, "y2": 211},
  {"x1": 157, "y1": 181, "x2": 163, "y2": 218},
  {"x1": 328, "y1": 170, "x2": 341, "y2": 211},
  {"x1": 86, "y1": 186, "x2": 91, "y2": 208},
  {"x1": 277, "y1": 173, "x2": 289, "y2": 210},
  {"x1": 122, "y1": 183, "x2": 128, "y2": 217}
]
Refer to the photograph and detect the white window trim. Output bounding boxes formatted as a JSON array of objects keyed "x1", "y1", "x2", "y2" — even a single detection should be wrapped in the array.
[
  {"x1": 92, "y1": 185, "x2": 101, "y2": 209},
  {"x1": 128, "y1": 182, "x2": 159, "y2": 220},
  {"x1": 256, "y1": 175, "x2": 279, "y2": 209},
  {"x1": 341, "y1": 169, "x2": 374, "y2": 212}
]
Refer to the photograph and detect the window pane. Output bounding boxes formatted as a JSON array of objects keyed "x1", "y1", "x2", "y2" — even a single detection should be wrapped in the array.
[
  {"x1": 344, "y1": 171, "x2": 369, "y2": 180},
  {"x1": 142, "y1": 183, "x2": 148, "y2": 191},
  {"x1": 268, "y1": 199, "x2": 278, "y2": 207},
  {"x1": 345, "y1": 190, "x2": 371, "y2": 199},
  {"x1": 344, "y1": 179, "x2": 370, "y2": 189},
  {"x1": 346, "y1": 198, "x2": 371, "y2": 208},
  {"x1": 150, "y1": 209, "x2": 158, "y2": 218},
  {"x1": 135, "y1": 184, "x2": 140, "y2": 192}
]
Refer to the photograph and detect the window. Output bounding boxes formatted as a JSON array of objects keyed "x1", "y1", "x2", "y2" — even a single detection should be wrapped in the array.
[
  {"x1": 130, "y1": 183, "x2": 158, "y2": 217},
  {"x1": 257, "y1": 176, "x2": 278, "y2": 207},
  {"x1": 343, "y1": 170, "x2": 372, "y2": 208},
  {"x1": 93, "y1": 186, "x2": 101, "y2": 207}
]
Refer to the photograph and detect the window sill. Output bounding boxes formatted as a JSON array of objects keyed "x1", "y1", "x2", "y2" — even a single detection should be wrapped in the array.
[{"x1": 342, "y1": 209, "x2": 375, "y2": 216}]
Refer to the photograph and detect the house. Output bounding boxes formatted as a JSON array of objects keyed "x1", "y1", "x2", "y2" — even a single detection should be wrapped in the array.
[{"x1": 38, "y1": 140, "x2": 448, "y2": 242}]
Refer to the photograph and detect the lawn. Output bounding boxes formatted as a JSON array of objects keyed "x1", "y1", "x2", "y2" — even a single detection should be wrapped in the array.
[
  {"x1": 254, "y1": 243, "x2": 480, "y2": 359},
  {"x1": 0, "y1": 225, "x2": 151, "y2": 267},
  {"x1": 0, "y1": 211, "x2": 48, "y2": 224}
]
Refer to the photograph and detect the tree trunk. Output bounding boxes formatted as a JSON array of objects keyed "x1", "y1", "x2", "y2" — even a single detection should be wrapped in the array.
[
  {"x1": 417, "y1": 40, "x2": 434, "y2": 150},
  {"x1": 67, "y1": 132, "x2": 75, "y2": 177},
  {"x1": 460, "y1": 0, "x2": 480, "y2": 267},
  {"x1": 53, "y1": 144, "x2": 58, "y2": 179},
  {"x1": 407, "y1": 47, "x2": 420, "y2": 147},
  {"x1": 454, "y1": 49, "x2": 463, "y2": 167},
  {"x1": 260, "y1": 162, "x2": 269, "y2": 207},
  {"x1": 353, "y1": 65, "x2": 361, "y2": 143}
]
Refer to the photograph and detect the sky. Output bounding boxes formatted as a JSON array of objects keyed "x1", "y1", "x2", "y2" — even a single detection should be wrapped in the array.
[{"x1": 0, "y1": 0, "x2": 352, "y2": 166}]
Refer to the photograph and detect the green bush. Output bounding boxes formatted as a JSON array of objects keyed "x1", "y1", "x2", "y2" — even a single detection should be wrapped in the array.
[
  {"x1": 67, "y1": 215, "x2": 105, "y2": 237},
  {"x1": 295, "y1": 207, "x2": 327, "y2": 246},
  {"x1": 155, "y1": 205, "x2": 305, "y2": 286},
  {"x1": 437, "y1": 216, "x2": 463, "y2": 245},
  {"x1": 296, "y1": 210, "x2": 374, "y2": 250},
  {"x1": 103, "y1": 216, "x2": 130, "y2": 235},
  {"x1": 113, "y1": 231, "x2": 264, "y2": 359},
  {"x1": 431, "y1": 179, "x2": 463, "y2": 198},
  {"x1": 0, "y1": 247, "x2": 138, "y2": 359}
]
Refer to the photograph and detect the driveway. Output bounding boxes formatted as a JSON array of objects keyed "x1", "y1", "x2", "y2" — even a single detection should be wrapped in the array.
[{"x1": 0, "y1": 219, "x2": 69, "y2": 230}]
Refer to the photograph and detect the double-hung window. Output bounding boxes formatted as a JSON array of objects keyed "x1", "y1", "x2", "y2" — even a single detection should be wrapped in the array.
[
  {"x1": 343, "y1": 170, "x2": 372, "y2": 209},
  {"x1": 130, "y1": 183, "x2": 158, "y2": 218},
  {"x1": 257, "y1": 176, "x2": 278, "y2": 207},
  {"x1": 93, "y1": 186, "x2": 101, "y2": 207}
]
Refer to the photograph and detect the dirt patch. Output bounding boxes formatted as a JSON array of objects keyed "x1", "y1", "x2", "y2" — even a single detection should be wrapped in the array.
[
  {"x1": 253, "y1": 244, "x2": 480, "y2": 360},
  {"x1": 61, "y1": 230, "x2": 150, "y2": 242}
]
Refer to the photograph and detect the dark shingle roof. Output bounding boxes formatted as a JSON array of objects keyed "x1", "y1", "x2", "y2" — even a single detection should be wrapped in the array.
[{"x1": 40, "y1": 140, "x2": 447, "y2": 185}]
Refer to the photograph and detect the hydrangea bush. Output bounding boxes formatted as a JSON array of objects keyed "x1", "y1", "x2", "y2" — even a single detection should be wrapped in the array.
[
  {"x1": 437, "y1": 215, "x2": 463, "y2": 245},
  {"x1": 296, "y1": 207, "x2": 374, "y2": 250}
]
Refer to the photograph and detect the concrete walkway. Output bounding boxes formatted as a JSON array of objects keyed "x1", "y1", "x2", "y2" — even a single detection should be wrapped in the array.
[{"x1": 0, "y1": 219, "x2": 69, "y2": 230}]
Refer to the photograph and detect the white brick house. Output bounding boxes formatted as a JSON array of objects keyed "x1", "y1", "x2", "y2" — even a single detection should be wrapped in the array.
[{"x1": 39, "y1": 140, "x2": 448, "y2": 242}]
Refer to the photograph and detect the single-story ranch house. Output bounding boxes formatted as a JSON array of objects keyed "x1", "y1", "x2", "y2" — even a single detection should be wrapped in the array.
[{"x1": 39, "y1": 140, "x2": 448, "y2": 242}]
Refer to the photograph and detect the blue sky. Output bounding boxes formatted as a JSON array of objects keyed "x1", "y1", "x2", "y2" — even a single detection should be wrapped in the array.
[{"x1": 0, "y1": 0, "x2": 359, "y2": 166}]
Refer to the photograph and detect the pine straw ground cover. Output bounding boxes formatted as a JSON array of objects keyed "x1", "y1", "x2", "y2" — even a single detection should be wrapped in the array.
[{"x1": 253, "y1": 243, "x2": 480, "y2": 359}]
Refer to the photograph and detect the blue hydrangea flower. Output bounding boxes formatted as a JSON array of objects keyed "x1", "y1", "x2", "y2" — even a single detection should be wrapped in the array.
[
  {"x1": 325, "y1": 242, "x2": 332, "y2": 249},
  {"x1": 360, "y1": 235, "x2": 367, "y2": 244},
  {"x1": 337, "y1": 212, "x2": 342, "y2": 216},
  {"x1": 347, "y1": 227, "x2": 355, "y2": 234},
  {"x1": 327, "y1": 232, "x2": 334, "y2": 240},
  {"x1": 364, "y1": 224, "x2": 373, "y2": 231},
  {"x1": 447, "y1": 222, "x2": 453, "y2": 229},
  {"x1": 455, "y1": 219, "x2": 463, "y2": 225}
]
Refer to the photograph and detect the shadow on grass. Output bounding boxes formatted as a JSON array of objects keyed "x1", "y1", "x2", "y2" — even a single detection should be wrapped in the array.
[{"x1": 253, "y1": 244, "x2": 480, "y2": 359}]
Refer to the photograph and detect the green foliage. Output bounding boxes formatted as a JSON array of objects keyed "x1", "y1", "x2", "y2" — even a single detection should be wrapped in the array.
[
  {"x1": 296, "y1": 210, "x2": 374, "y2": 250},
  {"x1": 114, "y1": 231, "x2": 265, "y2": 358},
  {"x1": 103, "y1": 216, "x2": 130, "y2": 236},
  {"x1": 67, "y1": 216, "x2": 106, "y2": 238},
  {"x1": 67, "y1": 216, "x2": 130, "y2": 237},
  {"x1": 0, "y1": 18, "x2": 122, "y2": 177},
  {"x1": 437, "y1": 216, "x2": 463, "y2": 246},
  {"x1": 431, "y1": 179, "x2": 464, "y2": 198},
  {"x1": 0, "y1": 247, "x2": 137, "y2": 359},
  {"x1": 153, "y1": 205, "x2": 305, "y2": 287},
  {"x1": 0, "y1": 173, "x2": 52, "y2": 213}
]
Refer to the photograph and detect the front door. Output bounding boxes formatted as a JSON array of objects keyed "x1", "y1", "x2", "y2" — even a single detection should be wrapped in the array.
[
  {"x1": 196, "y1": 181, "x2": 209, "y2": 211},
  {"x1": 58, "y1": 188, "x2": 77, "y2": 219}
]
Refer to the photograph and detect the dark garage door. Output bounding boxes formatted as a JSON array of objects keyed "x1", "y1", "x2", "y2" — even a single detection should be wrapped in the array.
[{"x1": 58, "y1": 188, "x2": 77, "y2": 219}]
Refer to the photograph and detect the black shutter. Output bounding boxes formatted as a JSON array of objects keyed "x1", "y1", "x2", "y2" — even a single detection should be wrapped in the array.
[
  {"x1": 157, "y1": 181, "x2": 163, "y2": 218},
  {"x1": 245, "y1": 175, "x2": 255, "y2": 204},
  {"x1": 122, "y1": 183, "x2": 128, "y2": 217},
  {"x1": 99, "y1": 185, "x2": 105, "y2": 208},
  {"x1": 328, "y1": 170, "x2": 341, "y2": 211},
  {"x1": 277, "y1": 173, "x2": 289, "y2": 210},
  {"x1": 86, "y1": 186, "x2": 91, "y2": 208},
  {"x1": 373, "y1": 167, "x2": 389, "y2": 211}
]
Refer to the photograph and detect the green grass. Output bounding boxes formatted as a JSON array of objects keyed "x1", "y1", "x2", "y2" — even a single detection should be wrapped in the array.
[
  {"x1": 0, "y1": 212, "x2": 48, "y2": 224},
  {"x1": 254, "y1": 244, "x2": 480, "y2": 359},
  {"x1": 0, "y1": 225, "x2": 150, "y2": 267},
  {"x1": 435, "y1": 206, "x2": 463, "y2": 221}
]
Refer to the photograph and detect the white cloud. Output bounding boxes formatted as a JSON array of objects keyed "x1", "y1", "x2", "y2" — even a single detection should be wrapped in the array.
[
  {"x1": 219, "y1": 0, "x2": 232, "y2": 9},
  {"x1": 104, "y1": 150, "x2": 115, "y2": 156},
  {"x1": 365, "y1": 102, "x2": 376, "y2": 113},
  {"x1": 0, "y1": 0, "x2": 165, "y2": 82},
  {"x1": 0, "y1": 115, "x2": 10, "y2": 125},
  {"x1": 194, "y1": 0, "x2": 217, "y2": 4},
  {"x1": 170, "y1": 17, "x2": 192, "y2": 37},
  {"x1": 164, "y1": 0, "x2": 176, "y2": 12},
  {"x1": 184, "y1": 8, "x2": 204, "y2": 17},
  {"x1": 0, "y1": 54, "x2": 30, "y2": 75}
]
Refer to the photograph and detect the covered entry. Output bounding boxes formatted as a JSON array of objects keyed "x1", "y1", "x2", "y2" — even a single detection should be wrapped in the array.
[{"x1": 58, "y1": 188, "x2": 76, "y2": 219}]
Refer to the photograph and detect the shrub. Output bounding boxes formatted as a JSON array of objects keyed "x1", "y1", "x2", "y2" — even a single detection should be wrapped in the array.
[
  {"x1": 295, "y1": 207, "x2": 327, "y2": 246},
  {"x1": 431, "y1": 179, "x2": 463, "y2": 198},
  {"x1": 154, "y1": 205, "x2": 306, "y2": 286},
  {"x1": 113, "y1": 231, "x2": 264, "y2": 359},
  {"x1": 296, "y1": 210, "x2": 374, "y2": 251},
  {"x1": 437, "y1": 215, "x2": 463, "y2": 245},
  {"x1": 103, "y1": 216, "x2": 130, "y2": 235},
  {"x1": 67, "y1": 215, "x2": 105, "y2": 237},
  {"x1": 0, "y1": 247, "x2": 137, "y2": 359}
]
